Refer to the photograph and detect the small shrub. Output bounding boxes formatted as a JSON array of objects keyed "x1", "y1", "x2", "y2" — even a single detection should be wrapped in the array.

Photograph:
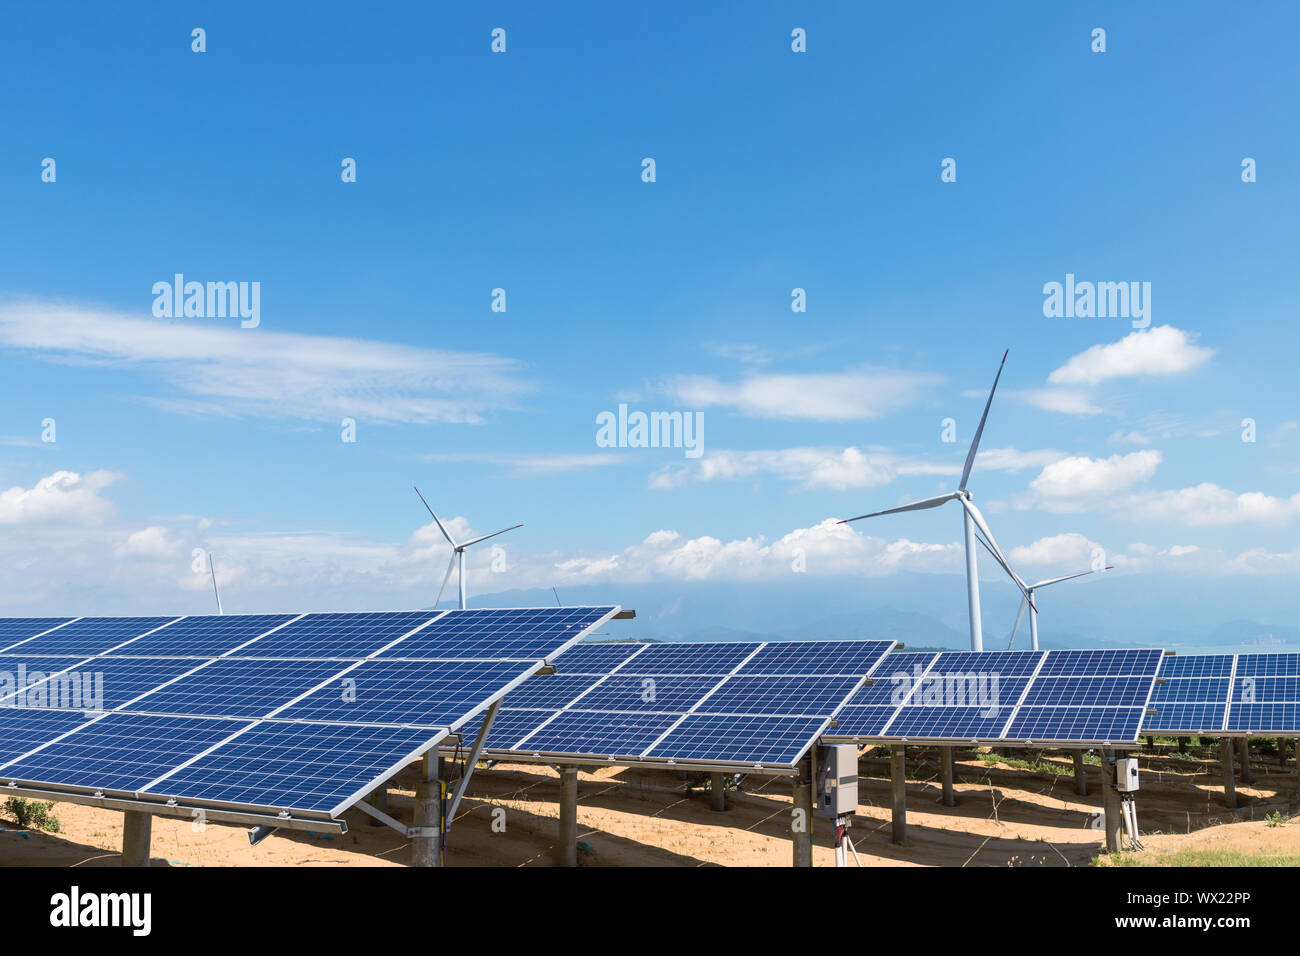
[{"x1": 2, "y1": 797, "x2": 61, "y2": 833}]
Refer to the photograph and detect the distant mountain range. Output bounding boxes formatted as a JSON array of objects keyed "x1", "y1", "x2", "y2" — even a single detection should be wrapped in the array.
[{"x1": 471, "y1": 571, "x2": 1300, "y2": 653}]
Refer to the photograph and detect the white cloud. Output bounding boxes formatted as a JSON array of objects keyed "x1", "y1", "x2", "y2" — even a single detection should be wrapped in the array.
[
  {"x1": 663, "y1": 367, "x2": 943, "y2": 421},
  {"x1": 1048, "y1": 326, "x2": 1213, "y2": 386},
  {"x1": 650, "y1": 444, "x2": 1066, "y2": 491},
  {"x1": 115, "y1": 525, "x2": 184, "y2": 559},
  {"x1": 1125, "y1": 483, "x2": 1300, "y2": 526},
  {"x1": 1006, "y1": 388, "x2": 1103, "y2": 416},
  {"x1": 0, "y1": 470, "x2": 121, "y2": 526},
  {"x1": 0, "y1": 299, "x2": 531, "y2": 425},
  {"x1": 1008, "y1": 533, "x2": 1102, "y2": 569},
  {"x1": 1027, "y1": 451, "x2": 1162, "y2": 508}
]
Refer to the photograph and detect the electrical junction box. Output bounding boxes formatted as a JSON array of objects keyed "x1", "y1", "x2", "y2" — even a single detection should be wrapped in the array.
[
  {"x1": 1116, "y1": 757, "x2": 1140, "y2": 792},
  {"x1": 816, "y1": 744, "x2": 858, "y2": 818}
]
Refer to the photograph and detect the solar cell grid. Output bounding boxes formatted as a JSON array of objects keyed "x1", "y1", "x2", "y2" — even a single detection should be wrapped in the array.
[
  {"x1": 1150, "y1": 678, "x2": 1231, "y2": 703},
  {"x1": 1143, "y1": 703, "x2": 1226, "y2": 734},
  {"x1": 698, "y1": 675, "x2": 864, "y2": 717},
  {"x1": 1231, "y1": 676, "x2": 1300, "y2": 703},
  {"x1": 1021, "y1": 675, "x2": 1153, "y2": 708},
  {"x1": 612, "y1": 642, "x2": 757, "y2": 675},
  {"x1": 16, "y1": 657, "x2": 201, "y2": 711},
  {"x1": 1037, "y1": 648, "x2": 1163, "y2": 677},
  {"x1": 1, "y1": 712, "x2": 250, "y2": 793},
  {"x1": 571, "y1": 674, "x2": 725, "y2": 713},
  {"x1": 120, "y1": 658, "x2": 346, "y2": 719},
  {"x1": 1007, "y1": 706, "x2": 1145, "y2": 741},
  {"x1": 828, "y1": 705, "x2": 898, "y2": 737},
  {"x1": 276, "y1": 659, "x2": 536, "y2": 728},
  {"x1": 1226, "y1": 702, "x2": 1300, "y2": 733},
  {"x1": 378, "y1": 606, "x2": 614, "y2": 660},
  {"x1": 924, "y1": 650, "x2": 1045, "y2": 677},
  {"x1": 454, "y1": 707, "x2": 558, "y2": 751},
  {"x1": 734, "y1": 640, "x2": 893, "y2": 676},
  {"x1": 551, "y1": 643, "x2": 645, "y2": 674},
  {"x1": 517, "y1": 709, "x2": 679, "y2": 757},
  {"x1": 148, "y1": 721, "x2": 447, "y2": 815},
  {"x1": 886, "y1": 705, "x2": 1014, "y2": 739},
  {"x1": 1235, "y1": 654, "x2": 1300, "y2": 678},
  {"x1": 109, "y1": 614, "x2": 298, "y2": 658},
  {"x1": 0, "y1": 707, "x2": 95, "y2": 765},
  {"x1": 5, "y1": 616, "x2": 182, "y2": 657},
  {"x1": 0, "y1": 618, "x2": 73, "y2": 650},
  {"x1": 646, "y1": 714, "x2": 828, "y2": 766},
  {"x1": 1158, "y1": 655, "x2": 1234, "y2": 679},
  {"x1": 233, "y1": 611, "x2": 439, "y2": 658}
]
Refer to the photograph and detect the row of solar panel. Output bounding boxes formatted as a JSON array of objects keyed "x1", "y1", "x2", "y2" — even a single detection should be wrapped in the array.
[
  {"x1": 1145, "y1": 653, "x2": 1300, "y2": 734},
  {"x1": 447, "y1": 639, "x2": 898, "y2": 766},
  {"x1": 0, "y1": 607, "x2": 615, "y2": 660}
]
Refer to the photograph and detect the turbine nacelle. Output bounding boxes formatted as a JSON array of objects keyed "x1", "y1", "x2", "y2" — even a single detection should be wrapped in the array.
[{"x1": 414, "y1": 485, "x2": 522, "y2": 610}]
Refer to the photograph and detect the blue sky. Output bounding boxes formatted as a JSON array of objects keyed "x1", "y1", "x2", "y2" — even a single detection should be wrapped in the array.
[{"x1": 1, "y1": 2, "x2": 1298, "y2": 625}]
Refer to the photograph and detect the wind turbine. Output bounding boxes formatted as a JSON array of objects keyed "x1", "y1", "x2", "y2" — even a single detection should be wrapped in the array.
[
  {"x1": 414, "y1": 486, "x2": 522, "y2": 610},
  {"x1": 839, "y1": 351, "x2": 1034, "y2": 651},
  {"x1": 977, "y1": 536, "x2": 1113, "y2": 651}
]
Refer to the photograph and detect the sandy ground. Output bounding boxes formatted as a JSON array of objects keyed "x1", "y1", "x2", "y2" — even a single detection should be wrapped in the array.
[{"x1": 1, "y1": 745, "x2": 1296, "y2": 866}]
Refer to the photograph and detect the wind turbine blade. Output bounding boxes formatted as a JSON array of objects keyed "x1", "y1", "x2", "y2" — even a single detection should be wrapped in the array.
[
  {"x1": 1033, "y1": 566, "x2": 1112, "y2": 589},
  {"x1": 414, "y1": 485, "x2": 458, "y2": 547},
  {"x1": 964, "y1": 502, "x2": 1035, "y2": 611},
  {"x1": 959, "y1": 349, "x2": 1009, "y2": 491},
  {"x1": 1007, "y1": 596, "x2": 1027, "y2": 650},
  {"x1": 839, "y1": 493, "x2": 958, "y2": 524},
  {"x1": 460, "y1": 523, "x2": 524, "y2": 548},
  {"x1": 434, "y1": 551, "x2": 457, "y2": 609}
]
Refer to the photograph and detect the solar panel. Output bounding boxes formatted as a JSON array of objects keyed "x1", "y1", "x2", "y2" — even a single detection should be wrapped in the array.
[
  {"x1": 1235, "y1": 653, "x2": 1300, "y2": 678},
  {"x1": 3, "y1": 616, "x2": 182, "y2": 657},
  {"x1": 448, "y1": 638, "x2": 895, "y2": 769},
  {"x1": 120, "y1": 658, "x2": 346, "y2": 719},
  {"x1": 1158, "y1": 654, "x2": 1235, "y2": 679},
  {"x1": 276, "y1": 660, "x2": 537, "y2": 728},
  {"x1": 1143, "y1": 652, "x2": 1300, "y2": 735},
  {"x1": 822, "y1": 647, "x2": 1165, "y2": 746},
  {"x1": 0, "y1": 604, "x2": 624, "y2": 822},
  {"x1": 231, "y1": 611, "x2": 439, "y2": 658},
  {"x1": 0, "y1": 618, "x2": 73, "y2": 649},
  {"x1": 645, "y1": 714, "x2": 829, "y2": 765},
  {"x1": 1150, "y1": 678, "x2": 1231, "y2": 703},
  {"x1": 1226, "y1": 703, "x2": 1300, "y2": 733},
  {"x1": 1144, "y1": 703, "x2": 1226, "y2": 735},
  {"x1": 0, "y1": 712, "x2": 250, "y2": 793},
  {"x1": 375, "y1": 607, "x2": 617, "y2": 660},
  {"x1": 146, "y1": 721, "x2": 447, "y2": 815},
  {"x1": 107, "y1": 613, "x2": 299, "y2": 657}
]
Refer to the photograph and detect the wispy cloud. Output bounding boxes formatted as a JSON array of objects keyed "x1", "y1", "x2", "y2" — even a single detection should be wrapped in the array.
[
  {"x1": 662, "y1": 367, "x2": 943, "y2": 422},
  {"x1": 0, "y1": 299, "x2": 532, "y2": 425},
  {"x1": 1048, "y1": 326, "x2": 1213, "y2": 386},
  {"x1": 423, "y1": 451, "x2": 629, "y2": 475}
]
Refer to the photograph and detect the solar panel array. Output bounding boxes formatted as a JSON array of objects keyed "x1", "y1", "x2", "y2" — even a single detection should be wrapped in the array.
[
  {"x1": 824, "y1": 648, "x2": 1165, "y2": 746},
  {"x1": 451, "y1": 639, "x2": 896, "y2": 769},
  {"x1": 1146, "y1": 652, "x2": 1300, "y2": 735},
  {"x1": 0, "y1": 607, "x2": 618, "y2": 820}
]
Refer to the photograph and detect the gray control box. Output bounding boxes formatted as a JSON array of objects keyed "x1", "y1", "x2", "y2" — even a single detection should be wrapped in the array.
[{"x1": 816, "y1": 744, "x2": 859, "y2": 818}]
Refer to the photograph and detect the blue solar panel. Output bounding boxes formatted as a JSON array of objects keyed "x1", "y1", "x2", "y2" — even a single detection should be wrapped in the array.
[
  {"x1": 232, "y1": 611, "x2": 439, "y2": 658},
  {"x1": 645, "y1": 714, "x2": 828, "y2": 765},
  {"x1": 0, "y1": 618, "x2": 73, "y2": 650},
  {"x1": 839, "y1": 676, "x2": 910, "y2": 707},
  {"x1": 1006, "y1": 706, "x2": 1145, "y2": 742},
  {"x1": 276, "y1": 660, "x2": 534, "y2": 728},
  {"x1": 1021, "y1": 676, "x2": 1153, "y2": 707},
  {"x1": 925, "y1": 650, "x2": 1045, "y2": 677},
  {"x1": 0, "y1": 707, "x2": 96, "y2": 765},
  {"x1": 886, "y1": 706, "x2": 1015, "y2": 739},
  {"x1": 1150, "y1": 678, "x2": 1231, "y2": 703},
  {"x1": 1158, "y1": 655, "x2": 1235, "y2": 679},
  {"x1": 108, "y1": 614, "x2": 298, "y2": 658},
  {"x1": 1235, "y1": 654, "x2": 1300, "y2": 678},
  {"x1": 149, "y1": 721, "x2": 446, "y2": 814},
  {"x1": 0, "y1": 656, "x2": 97, "y2": 706},
  {"x1": 612, "y1": 642, "x2": 756, "y2": 675},
  {"x1": 1225, "y1": 703, "x2": 1300, "y2": 733},
  {"x1": 3, "y1": 617, "x2": 182, "y2": 657},
  {"x1": 698, "y1": 675, "x2": 863, "y2": 717},
  {"x1": 1038, "y1": 649, "x2": 1163, "y2": 677},
  {"x1": 375, "y1": 607, "x2": 615, "y2": 660},
  {"x1": 491, "y1": 673, "x2": 601, "y2": 710},
  {"x1": 1231, "y1": 676, "x2": 1300, "y2": 703},
  {"x1": 1143, "y1": 703, "x2": 1226, "y2": 734},
  {"x1": 829, "y1": 705, "x2": 899, "y2": 737},
  {"x1": 734, "y1": 640, "x2": 894, "y2": 676},
  {"x1": 552, "y1": 643, "x2": 646, "y2": 674},
  {"x1": 1, "y1": 713, "x2": 250, "y2": 793},
  {"x1": 454, "y1": 707, "x2": 558, "y2": 751},
  {"x1": 904, "y1": 675, "x2": 1031, "y2": 709},
  {"x1": 515, "y1": 709, "x2": 680, "y2": 757},
  {"x1": 120, "y1": 658, "x2": 345, "y2": 719},
  {"x1": 572, "y1": 674, "x2": 725, "y2": 713},
  {"x1": 16, "y1": 657, "x2": 200, "y2": 711}
]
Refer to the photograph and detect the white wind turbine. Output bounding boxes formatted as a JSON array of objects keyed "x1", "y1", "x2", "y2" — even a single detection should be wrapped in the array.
[
  {"x1": 839, "y1": 351, "x2": 1034, "y2": 652},
  {"x1": 976, "y1": 536, "x2": 1113, "y2": 651},
  {"x1": 414, "y1": 486, "x2": 522, "y2": 610}
]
